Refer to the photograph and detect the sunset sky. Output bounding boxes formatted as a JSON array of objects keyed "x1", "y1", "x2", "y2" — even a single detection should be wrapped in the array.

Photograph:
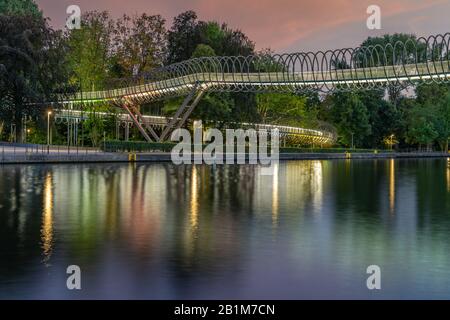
[{"x1": 36, "y1": 0, "x2": 450, "y2": 52}]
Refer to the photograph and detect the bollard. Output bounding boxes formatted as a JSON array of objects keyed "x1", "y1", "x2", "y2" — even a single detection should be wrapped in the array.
[{"x1": 128, "y1": 153, "x2": 137, "y2": 162}]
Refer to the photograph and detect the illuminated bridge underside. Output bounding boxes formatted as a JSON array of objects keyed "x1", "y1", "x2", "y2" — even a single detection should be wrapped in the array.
[
  {"x1": 57, "y1": 110, "x2": 336, "y2": 146},
  {"x1": 62, "y1": 61, "x2": 450, "y2": 105}
]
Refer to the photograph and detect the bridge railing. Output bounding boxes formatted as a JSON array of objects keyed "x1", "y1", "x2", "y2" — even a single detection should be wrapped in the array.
[{"x1": 54, "y1": 33, "x2": 450, "y2": 105}]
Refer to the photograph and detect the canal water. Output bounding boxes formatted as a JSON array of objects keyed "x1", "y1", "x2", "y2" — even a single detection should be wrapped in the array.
[{"x1": 1, "y1": 159, "x2": 450, "y2": 299}]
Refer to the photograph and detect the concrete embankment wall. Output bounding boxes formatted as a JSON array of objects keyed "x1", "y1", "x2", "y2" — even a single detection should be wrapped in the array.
[
  {"x1": 0, "y1": 153, "x2": 129, "y2": 164},
  {"x1": 279, "y1": 152, "x2": 449, "y2": 160},
  {"x1": 0, "y1": 152, "x2": 448, "y2": 164}
]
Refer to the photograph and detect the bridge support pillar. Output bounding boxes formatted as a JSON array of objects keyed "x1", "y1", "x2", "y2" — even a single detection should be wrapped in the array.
[
  {"x1": 121, "y1": 103, "x2": 159, "y2": 142},
  {"x1": 125, "y1": 122, "x2": 130, "y2": 141},
  {"x1": 158, "y1": 87, "x2": 205, "y2": 142},
  {"x1": 114, "y1": 85, "x2": 205, "y2": 143}
]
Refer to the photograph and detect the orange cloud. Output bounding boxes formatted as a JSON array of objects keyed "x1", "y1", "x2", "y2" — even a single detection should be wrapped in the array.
[{"x1": 36, "y1": 0, "x2": 449, "y2": 51}]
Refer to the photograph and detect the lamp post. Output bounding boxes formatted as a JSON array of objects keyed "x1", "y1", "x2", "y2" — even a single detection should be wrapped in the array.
[{"x1": 47, "y1": 111, "x2": 52, "y2": 153}]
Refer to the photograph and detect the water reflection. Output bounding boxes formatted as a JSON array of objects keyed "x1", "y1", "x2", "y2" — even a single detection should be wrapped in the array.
[
  {"x1": 447, "y1": 158, "x2": 450, "y2": 192},
  {"x1": 271, "y1": 162, "x2": 279, "y2": 227},
  {"x1": 281, "y1": 160, "x2": 324, "y2": 214},
  {"x1": 41, "y1": 172, "x2": 53, "y2": 264},
  {"x1": 389, "y1": 159, "x2": 396, "y2": 214},
  {"x1": 310, "y1": 161, "x2": 323, "y2": 210},
  {"x1": 190, "y1": 165, "x2": 199, "y2": 230},
  {"x1": 1, "y1": 159, "x2": 450, "y2": 299}
]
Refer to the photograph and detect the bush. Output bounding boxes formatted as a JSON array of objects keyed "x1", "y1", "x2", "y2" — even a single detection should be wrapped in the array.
[
  {"x1": 102, "y1": 140, "x2": 177, "y2": 152},
  {"x1": 102, "y1": 140, "x2": 393, "y2": 154},
  {"x1": 279, "y1": 147, "x2": 393, "y2": 153}
]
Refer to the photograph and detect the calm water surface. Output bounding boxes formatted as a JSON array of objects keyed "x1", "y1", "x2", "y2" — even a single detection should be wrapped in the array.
[{"x1": 1, "y1": 159, "x2": 450, "y2": 299}]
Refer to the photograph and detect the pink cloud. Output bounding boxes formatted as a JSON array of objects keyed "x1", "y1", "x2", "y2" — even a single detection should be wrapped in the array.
[{"x1": 36, "y1": 0, "x2": 449, "y2": 51}]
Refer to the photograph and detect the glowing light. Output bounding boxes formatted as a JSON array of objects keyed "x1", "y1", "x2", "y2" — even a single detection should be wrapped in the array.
[
  {"x1": 190, "y1": 165, "x2": 199, "y2": 229},
  {"x1": 447, "y1": 158, "x2": 450, "y2": 192},
  {"x1": 41, "y1": 172, "x2": 54, "y2": 264},
  {"x1": 389, "y1": 159, "x2": 395, "y2": 214},
  {"x1": 310, "y1": 161, "x2": 323, "y2": 210},
  {"x1": 272, "y1": 162, "x2": 279, "y2": 227}
]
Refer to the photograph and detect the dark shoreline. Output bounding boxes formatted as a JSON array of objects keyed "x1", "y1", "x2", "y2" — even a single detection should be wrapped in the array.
[{"x1": 0, "y1": 152, "x2": 448, "y2": 165}]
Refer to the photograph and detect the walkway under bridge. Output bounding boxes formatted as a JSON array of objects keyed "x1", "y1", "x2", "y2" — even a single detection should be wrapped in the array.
[{"x1": 54, "y1": 109, "x2": 336, "y2": 147}]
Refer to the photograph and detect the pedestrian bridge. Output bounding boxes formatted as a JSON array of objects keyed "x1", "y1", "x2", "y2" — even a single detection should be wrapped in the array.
[
  {"x1": 49, "y1": 33, "x2": 450, "y2": 143},
  {"x1": 62, "y1": 60, "x2": 450, "y2": 105}
]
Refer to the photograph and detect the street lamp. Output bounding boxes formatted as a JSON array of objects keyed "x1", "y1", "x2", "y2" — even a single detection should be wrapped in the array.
[
  {"x1": 47, "y1": 111, "x2": 52, "y2": 151},
  {"x1": 26, "y1": 129, "x2": 30, "y2": 143}
]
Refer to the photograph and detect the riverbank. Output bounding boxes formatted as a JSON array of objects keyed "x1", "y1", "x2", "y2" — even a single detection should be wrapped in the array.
[{"x1": 0, "y1": 151, "x2": 448, "y2": 164}]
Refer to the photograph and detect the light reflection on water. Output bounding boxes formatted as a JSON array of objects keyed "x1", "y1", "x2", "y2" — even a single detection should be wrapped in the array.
[
  {"x1": 447, "y1": 158, "x2": 450, "y2": 192},
  {"x1": 389, "y1": 158, "x2": 396, "y2": 215},
  {"x1": 41, "y1": 173, "x2": 53, "y2": 264},
  {"x1": 0, "y1": 159, "x2": 450, "y2": 299}
]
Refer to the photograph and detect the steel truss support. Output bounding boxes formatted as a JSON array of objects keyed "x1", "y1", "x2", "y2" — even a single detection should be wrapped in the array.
[
  {"x1": 158, "y1": 86, "x2": 205, "y2": 142},
  {"x1": 115, "y1": 86, "x2": 206, "y2": 143},
  {"x1": 128, "y1": 104, "x2": 159, "y2": 141},
  {"x1": 122, "y1": 103, "x2": 159, "y2": 142}
]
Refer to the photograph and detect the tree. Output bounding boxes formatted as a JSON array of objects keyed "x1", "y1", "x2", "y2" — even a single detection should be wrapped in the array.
[
  {"x1": 330, "y1": 92, "x2": 372, "y2": 147},
  {"x1": 196, "y1": 21, "x2": 254, "y2": 57},
  {"x1": 428, "y1": 92, "x2": 450, "y2": 152},
  {"x1": 165, "y1": 11, "x2": 257, "y2": 125},
  {"x1": 0, "y1": 0, "x2": 41, "y2": 17},
  {"x1": 416, "y1": 83, "x2": 450, "y2": 106},
  {"x1": 406, "y1": 103, "x2": 438, "y2": 149},
  {"x1": 66, "y1": 11, "x2": 114, "y2": 91},
  {"x1": 166, "y1": 10, "x2": 199, "y2": 64},
  {"x1": 196, "y1": 21, "x2": 225, "y2": 54},
  {"x1": 192, "y1": 93, "x2": 235, "y2": 126},
  {"x1": 413, "y1": 84, "x2": 450, "y2": 151},
  {"x1": 358, "y1": 34, "x2": 426, "y2": 66},
  {"x1": 256, "y1": 93, "x2": 313, "y2": 127},
  {"x1": 167, "y1": 11, "x2": 255, "y2": 63},
  {"x1": 221, "y1": 27, "x2": 254, "y2": 56},
  {"x1": 0, "y1": 13, "x2": 69, "y2": 142},
  {"x1": 83, "y1": 113, "x2": 105, "y2": 147},
  {"x1": 192, "y1": 44, "x2": 216, "y2": 58},
  {"x1": 357, "y1": 34, "x2": 427, "y2": 105},
  {"x1": 357, "y1": 89, "x2": 402, "y2": 147},
  {"x1": 113, "y1": 13, "x2": 167, "y2": 77}
]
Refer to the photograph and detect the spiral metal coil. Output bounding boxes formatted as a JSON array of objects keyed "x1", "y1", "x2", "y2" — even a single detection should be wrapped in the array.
[{"x1": 57, "y1": 33, "x2": 450, "y2": 106}]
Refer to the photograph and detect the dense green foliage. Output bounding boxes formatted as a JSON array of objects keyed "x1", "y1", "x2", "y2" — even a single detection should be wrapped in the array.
[
  {"x1": 0, "y1": 0, "x2": 41, "y2": 17},
  {"x1": 103, "y1": 140, "x2": 176, "y2": 152},
  {"x1": 0, "y1": 2, "x2": 70, "y2": 142},
  {"x1": 66, "y1": 11, "x2": 114, "y2": 91}
]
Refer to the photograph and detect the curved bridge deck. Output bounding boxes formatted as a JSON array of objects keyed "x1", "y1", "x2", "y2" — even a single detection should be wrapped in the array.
[{"x1": 60, "y1": 61, "x2": 450, "y2": 104}]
